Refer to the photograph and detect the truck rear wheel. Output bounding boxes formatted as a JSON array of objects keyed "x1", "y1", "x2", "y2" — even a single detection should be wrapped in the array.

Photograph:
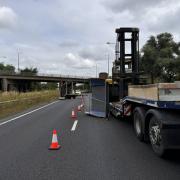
[
  {"x1": 133, "y1": 107, "x2": 145, "y2": 142},
  {"x1": 149, "y1": 116, "x2": 166, "y2": 157}
]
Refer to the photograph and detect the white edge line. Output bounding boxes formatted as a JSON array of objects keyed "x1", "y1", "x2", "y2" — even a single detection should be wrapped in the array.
[
  {"x1": 71, "y1": 120, "x2": 78, "y2": 131},
  {"x1": 0, "y1": 100, "x2": 59, "y2": 126}
]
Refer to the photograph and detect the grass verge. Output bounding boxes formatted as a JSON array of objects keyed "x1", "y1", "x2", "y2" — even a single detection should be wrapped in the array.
[{"x1": 0, "y1": 90, "x2": 59, "y2": 120}]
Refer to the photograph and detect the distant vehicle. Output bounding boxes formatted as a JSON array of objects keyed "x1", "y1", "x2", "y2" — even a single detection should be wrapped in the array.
[{"x1": 75, "y1": 90, "x2": 81, "y2": 95}]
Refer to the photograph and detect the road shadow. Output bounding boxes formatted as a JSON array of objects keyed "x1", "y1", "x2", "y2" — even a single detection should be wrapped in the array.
[
  {"x1": 84, "y1": 113, "x2": 180, "y2": 163},
  {"x1": 163, "y1": 150, "x2": 180, "y2": 163},
  {"x1": 109, "y1": 115, "x2": 133, "y2": 126},
  {"x1": 110, "y1": 115, "x2": 180, "y2": 163}
]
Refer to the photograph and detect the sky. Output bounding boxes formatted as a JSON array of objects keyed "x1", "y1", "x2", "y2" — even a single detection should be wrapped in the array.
[{"x1": 0, "y1": 0, "x2": 180, "y2": 77}]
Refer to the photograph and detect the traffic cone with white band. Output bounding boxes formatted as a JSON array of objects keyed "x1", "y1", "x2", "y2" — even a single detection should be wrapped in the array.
[
  {"x1": 71, "y1": 109, "x2": 76, "y2": 119},
  {"x1": 49, "y1": 129, "x2": 61, "y2": 150},
  {"x1": 77, "y1": 105, "x2": 81, "y2": 112}
]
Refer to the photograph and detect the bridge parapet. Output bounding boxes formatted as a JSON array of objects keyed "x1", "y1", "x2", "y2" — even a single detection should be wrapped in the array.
[
  {"x1": 0, "y1": 70, "x2": 92, "y2": 79},
  {"x1": 0, "y1": 70, "x2": 91, "y2": 92}
]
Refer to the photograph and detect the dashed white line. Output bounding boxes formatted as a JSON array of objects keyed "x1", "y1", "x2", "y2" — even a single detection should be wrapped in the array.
[
  {"x1": 0, "y1": 100, "x2": 59, "y2": 127},
  {"x1": 71, "y1": 120, "x2": 78, "y2": 131}
]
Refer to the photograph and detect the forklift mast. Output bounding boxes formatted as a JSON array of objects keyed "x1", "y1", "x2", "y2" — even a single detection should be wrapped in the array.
[{"x1": 112, "y1": 27, "x2": 140, "y2": 99}]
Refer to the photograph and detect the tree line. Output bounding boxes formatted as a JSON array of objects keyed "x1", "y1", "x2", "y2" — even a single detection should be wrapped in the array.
[
  {"x1": 0, "y1": 63, "x2": 38, "y2": 76},
  {"x1": 140, "y1": 32, "x2": 180, "y2": 83}
]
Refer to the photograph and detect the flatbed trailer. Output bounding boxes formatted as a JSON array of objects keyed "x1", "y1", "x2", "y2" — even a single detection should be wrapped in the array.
[
  {"x1": 107, "y1": 27, "x2": 180, "y2": 157},
  {"x1": 110, "y1": 96, "x2": 180, "y2": 116},
  {"x1": 109, "y1": 95, "x2": 180, "y2": 157}
]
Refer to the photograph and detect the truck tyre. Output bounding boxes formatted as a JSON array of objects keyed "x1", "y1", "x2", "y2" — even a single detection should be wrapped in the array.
[
  {"x1": 149, "y1": 116, "x2": 166, "y2": 157},
  {"x1": 133, "y1": 107, "x2": 145, "y2": 142}
]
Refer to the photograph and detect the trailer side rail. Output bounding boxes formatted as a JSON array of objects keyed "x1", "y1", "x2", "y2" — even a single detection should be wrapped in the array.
[{"x1": 124, "y1": 96, "x2": 180, "y2": 110}]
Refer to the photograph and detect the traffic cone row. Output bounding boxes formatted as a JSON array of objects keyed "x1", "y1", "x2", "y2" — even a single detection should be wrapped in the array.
[
  {"x1": 71, "y1": 106, "x2": 81, "y2": 119},
  {"x1": 49, "y1": 96, "x2": 85, "y2": 151},
  {"x1": 71, "y1": 96, "x2": 84, "y2": 119}
]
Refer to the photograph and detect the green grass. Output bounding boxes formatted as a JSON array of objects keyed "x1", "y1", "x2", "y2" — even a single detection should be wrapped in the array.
[{"x1": 0, "y1": 90, "x2": 59, "y2": 120}]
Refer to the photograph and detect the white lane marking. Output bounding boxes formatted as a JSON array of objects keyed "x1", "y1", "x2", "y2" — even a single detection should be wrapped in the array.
[
  {"x1": 0, "y1": 100, "x2": 59, "y2": 127},
  {"x1": 71, "y1": 120, "x2": 78, "y2": 131}
]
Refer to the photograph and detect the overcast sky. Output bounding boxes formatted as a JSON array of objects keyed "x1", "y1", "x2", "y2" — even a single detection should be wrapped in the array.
[{"x1": 0, "y1": 0, "x2": 180, "y2": 76}]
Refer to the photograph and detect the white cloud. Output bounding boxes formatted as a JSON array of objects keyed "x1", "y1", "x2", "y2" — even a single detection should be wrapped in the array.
[
  {"x1": 79, "y1": 45, "x2": 109, "y2": 61},
  {"x1": 144, "y1": 3, "x2": 180, "y2": 34},
  {"x1": 59, "y1": 40, "x2": 79, "y2": 48},
  {"x1": 102, "y1": 0, "x2": 174, "y2": 15},
  {"x1": 0, "y1": 6, "x2": 17, "y2": 29},
  {"x1": 64, "y1": 53, "x2": 96, "y2": 69},
  {"x1": 0, "y1": 0, "x2": 179, "y2": 77}
]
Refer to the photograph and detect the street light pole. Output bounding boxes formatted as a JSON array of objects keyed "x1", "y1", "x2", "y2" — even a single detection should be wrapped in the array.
[
  {"x1": 17, "y1": 49, "x2": 22, "y2": 73},
  {"x1": 18, "y1": 51, "x2": 20, "y2": 72},
  {"x1": 108, "y1": 53, "x2": 109, "y2": 76},
  {"x1": 106, "y1": 42, "x2": 116, "y2": 77}
]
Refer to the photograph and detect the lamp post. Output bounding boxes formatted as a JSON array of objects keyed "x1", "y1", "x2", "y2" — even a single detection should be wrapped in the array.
[
  {"x1": 92, "y1": 63, "x2": 98, "y2": 78},
  {"x1": 106, "y1": 42, "x2": 115, "y2": 76},
  {"x1": 18, "y1": 51, "x2": 20, "y2": 72},
  {"x1": 17, "y1": 49, "x2": 21, "y2": 73},
  {"x1": 107, "y1": 54, "x2": 109, "y2": 75}
]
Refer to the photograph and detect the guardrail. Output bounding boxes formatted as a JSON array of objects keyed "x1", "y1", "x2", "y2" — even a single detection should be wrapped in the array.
[{"x1": 0, "y1": 71, "x2": 93, "y2": 79}]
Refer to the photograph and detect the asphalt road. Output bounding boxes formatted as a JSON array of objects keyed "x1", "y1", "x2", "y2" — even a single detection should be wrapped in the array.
[{"x1": 0, "y1": 98, "x2": 180, "y2": 180}]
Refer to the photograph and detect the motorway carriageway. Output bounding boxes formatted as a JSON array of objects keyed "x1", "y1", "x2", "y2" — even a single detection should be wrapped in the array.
[{"x1": 0, "y1": 98, "x2": 180, "y2": 180}]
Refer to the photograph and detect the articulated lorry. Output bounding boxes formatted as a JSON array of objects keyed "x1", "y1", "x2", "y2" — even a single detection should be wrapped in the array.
[{"x1": 86, "y1": 27, "x2": 180, "y2": 157}]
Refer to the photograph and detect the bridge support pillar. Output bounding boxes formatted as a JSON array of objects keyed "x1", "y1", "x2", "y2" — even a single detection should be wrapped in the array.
[
  {"x1": 2, "y1": 78, "x2": 8, "y2": 91},
  {"x1": 59, "y1": 81, "x2": 66, "y2": 98},
  {"x1": 59, "y1": 81, "x2": 61, "y2": 97},
  {"x1": 66, "y1": 81, "x2": 68, "y2": 95},
  {"x1": 71, "y1": 82, "x2": 74, "y2": 94}
]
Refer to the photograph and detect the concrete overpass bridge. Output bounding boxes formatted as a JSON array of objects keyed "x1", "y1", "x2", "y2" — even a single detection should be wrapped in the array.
[{"x1": 0, "y1": 71, "x2": 90, "y2": 96}]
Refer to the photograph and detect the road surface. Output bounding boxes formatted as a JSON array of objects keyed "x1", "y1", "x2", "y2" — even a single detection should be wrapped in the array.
[{"x1": 0, "y1": 98, "x2": 180, "y2": 180}]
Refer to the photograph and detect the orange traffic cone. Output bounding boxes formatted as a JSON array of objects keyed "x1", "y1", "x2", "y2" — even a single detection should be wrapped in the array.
[
  {"x1": 49, "y1": 129, "x2": 61, "y2": 150},
  {"x1": 71, "y1": 109, "x2": 76, "y2": 119},
  {"x1": 81, "y1": 96, "x2": 84, "y2": 108},
  {"x1": 77, "y1": 105, "x2": 81, "y2": 112}
]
